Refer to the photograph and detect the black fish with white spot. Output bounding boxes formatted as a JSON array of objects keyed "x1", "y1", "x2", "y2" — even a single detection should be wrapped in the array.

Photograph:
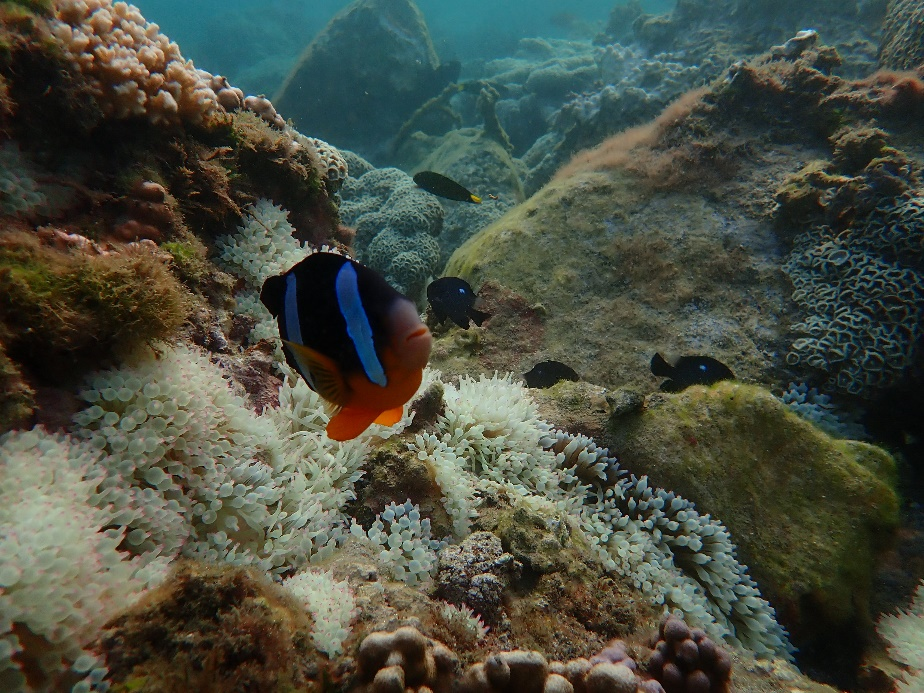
[
  {"x1": 650, "y1": 353, "x2": 734, "y2": 392},
  {"x1": 523, "y1": 360, "x2": 580, "y2": 388},
  {"x1": 426, "y1": 276, "x2": 489, "y2": 329}
]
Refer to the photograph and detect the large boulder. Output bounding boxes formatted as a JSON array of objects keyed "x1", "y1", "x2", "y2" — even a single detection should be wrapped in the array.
[
  {"x1": 608, "y1": 381, "x2": 899, "y2": 655},
  {"x1": 442, "y1": 168, "x2": 793, "y2": 393},
  {"x1": 274, "y1": 0, "x2": 458, "y2": 159}
]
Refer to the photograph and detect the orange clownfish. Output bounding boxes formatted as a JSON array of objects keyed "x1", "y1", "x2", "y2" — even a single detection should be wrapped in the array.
[{"x1": 260, "y1": 252, "x2": 432, "y2": 441}]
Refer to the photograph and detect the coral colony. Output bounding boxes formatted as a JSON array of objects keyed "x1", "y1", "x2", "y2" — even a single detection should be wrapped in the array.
[{"x1": 1, "y1": 0, "x2": 924, "y2": 692}]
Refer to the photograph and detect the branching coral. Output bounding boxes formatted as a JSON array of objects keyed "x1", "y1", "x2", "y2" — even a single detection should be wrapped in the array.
[{"x1": 356, "y1": 625, "x2": 459, "y2": 693}]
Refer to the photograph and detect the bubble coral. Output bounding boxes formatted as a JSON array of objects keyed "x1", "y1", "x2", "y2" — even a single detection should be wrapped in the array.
[
  {"x1": 646, "y1": 615, "x2": 731, "y2": 693},
  {"x1": 48, "y1": 0, "x2": 223, "y2": 125}
]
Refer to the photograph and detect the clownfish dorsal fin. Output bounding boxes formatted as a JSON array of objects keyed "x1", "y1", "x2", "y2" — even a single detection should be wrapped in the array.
[
  {"x1": 373, "y1": 406, "x2": 404, "y2": 427},
  {"x1": 326, "y1": 407, "x2": 381, "y2": 441},
  {"x1": 282, "y1": 339, "x2": 349, "y2": 406},
  {"x1": 260, "y1": 273, "x2": 288, "y2": 318}
]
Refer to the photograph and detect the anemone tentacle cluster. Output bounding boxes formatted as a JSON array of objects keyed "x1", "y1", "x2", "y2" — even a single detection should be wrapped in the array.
[
  {"x1": 409, "y1": 374, "x2": 792, "y2": 658},
  {"x1": 1, "y1": 352, "x2": 792, "y2": 690},
  {"x1": 214, "y1": 199, "x2": 315, "y2": 342},
  {"x1": 0, "y1": 429, "x2": 161, "y2": 693}
]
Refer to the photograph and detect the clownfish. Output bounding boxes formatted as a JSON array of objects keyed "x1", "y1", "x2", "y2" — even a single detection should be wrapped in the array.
[{"x1": 260, "y1": 252, "x2": 432, "y2": 441}]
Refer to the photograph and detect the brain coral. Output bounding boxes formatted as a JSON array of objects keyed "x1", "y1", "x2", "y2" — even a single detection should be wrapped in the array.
[
  {"x1": 340, "y1": 167, "x2": 444, "y2": 299},
  {"x1": 783, "y1": 192, "x2": 924, "y2": 397},
  {"x1": 878, "y1": 0, "x2": 924, "y2": 70}
]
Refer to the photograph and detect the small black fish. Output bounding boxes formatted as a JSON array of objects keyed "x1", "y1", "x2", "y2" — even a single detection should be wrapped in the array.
[
  {"x1": 650, "y1": 353, "x2": 734, "y2": 393},
  {"x1": 523, "y1": 360, "x2": 580, "y2": 389},
  {"x1": 427, "y1": 277, "x2": 489, "y2": 329},
  {"x1": 413, "y1": 171, "x2": 482, "y2": 203}
]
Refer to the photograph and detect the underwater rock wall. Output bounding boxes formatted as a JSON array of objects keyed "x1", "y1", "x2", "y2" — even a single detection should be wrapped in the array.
[{"x1": 273, "y1": 0, "x2": 459, "y2": 160}]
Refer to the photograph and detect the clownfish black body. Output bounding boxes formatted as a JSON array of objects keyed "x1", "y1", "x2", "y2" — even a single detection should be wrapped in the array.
[{"x1": 260, "y1": 252, "x2": 432, "y2": 441}]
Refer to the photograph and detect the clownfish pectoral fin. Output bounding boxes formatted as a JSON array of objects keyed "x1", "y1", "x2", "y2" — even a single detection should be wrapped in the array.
[
  {"x1": 373, "y1": 406, "x2": 404, "y2": 427},
  {"x1": 326, "y1": 407, "x2": 381, "y2": 441},
  {"x1": 282, "y1": 339, "x2": 349, "y2": 406},
  {"x1": 470, "y1": 194, "x2": 482, "y2": 204}
]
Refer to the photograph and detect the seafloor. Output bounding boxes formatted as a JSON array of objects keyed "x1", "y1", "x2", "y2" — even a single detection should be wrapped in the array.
[{"x1": 1, "y1": 1, "x2": 923, "y2": 692}]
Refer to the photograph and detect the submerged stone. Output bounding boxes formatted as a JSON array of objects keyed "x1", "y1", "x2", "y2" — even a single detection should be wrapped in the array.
[{"x1": 607, "y1": 381, "x2": 899, "y2": 654}]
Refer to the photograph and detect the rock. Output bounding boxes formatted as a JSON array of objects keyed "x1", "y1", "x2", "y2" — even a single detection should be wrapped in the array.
[
  {"x1": 274, "y1": 0, "x2": 458, "y2": 158},
  {"x1": 394, "y1": 128, "x2": 524, "y2": 262},
  {"x1": 436, "y1": 531, "x2": 520, "y2": 628},
  {"x1": 607, "y1": 381, "x2": 899, "y2": 652},
  {"x1": 96, "y1": 562, "x2": 321, "y2": 691},
  {"x1": 443, "y1": 170, "x2": 788, "y2": 395}
]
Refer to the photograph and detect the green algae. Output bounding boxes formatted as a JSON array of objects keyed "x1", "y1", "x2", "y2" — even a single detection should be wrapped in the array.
[
  {"x1": 607, "y1": 381, "x2": 899, "y2": 642},
  {"x1": 0, "y1": 341, "x2": 32, "y2": 433},
  {"x1": 441, "y1": 167, "x2": 784, "y2": 393},
  {"x1": 0, "y1": 232, "x2": 192, "y2": 379}
]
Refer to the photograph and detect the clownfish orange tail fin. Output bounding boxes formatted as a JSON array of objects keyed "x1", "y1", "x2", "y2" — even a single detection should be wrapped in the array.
[
  {"x1": 326, "y1": 407, "x2": 381, "y2": 441},
  {"x1": 373, "y1": 406, "x2": 404, "y2": 427}
]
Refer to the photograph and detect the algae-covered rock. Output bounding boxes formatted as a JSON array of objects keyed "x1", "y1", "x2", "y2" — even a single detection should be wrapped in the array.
[
  {"x1": 274, "y1": 0, "x2": 457, "y2": 157},
  {"x1": 607, "y1": 380, "x2": 899, "y2": 651},
  {"x1": 98, "y1": 561, "x2": 322, "y2": 693},
  {"x1": 443, "y1": 169, "x2": 790, "y2": 393},
  {"x1": 395, "y1": 127, "x2": 523, "y2": 262}
]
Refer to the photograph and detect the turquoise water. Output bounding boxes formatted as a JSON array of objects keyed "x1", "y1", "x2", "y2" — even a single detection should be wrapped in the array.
[
  {"x1": 134, "y1": 0, "x2": 673, "y2": 94},
  {"x1": 1, "y1": 2, "x2": 922, "y2": 692}
]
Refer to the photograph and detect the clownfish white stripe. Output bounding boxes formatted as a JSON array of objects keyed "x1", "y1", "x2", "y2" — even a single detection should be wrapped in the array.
[
  {"x1": 284, "y1": 273, "x2": 303, "y2": 345},
  {"x1": 335, "y1": 262, "x2": 387, "y2": 387}
]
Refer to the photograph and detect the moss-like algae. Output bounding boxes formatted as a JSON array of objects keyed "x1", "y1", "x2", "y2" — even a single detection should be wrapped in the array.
[
  {"x1": 607, "y1": 381, "x2": 899, "y2": 645},
  {"x1": 0, "y1": 340, "x2": 33, "y2": 432},
  {"x1": 101, "y1": 561, "x2": 320, "y2": 693},
  {"x1": 0, "y1": 232, "x2": 192, "y2": 380}
]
